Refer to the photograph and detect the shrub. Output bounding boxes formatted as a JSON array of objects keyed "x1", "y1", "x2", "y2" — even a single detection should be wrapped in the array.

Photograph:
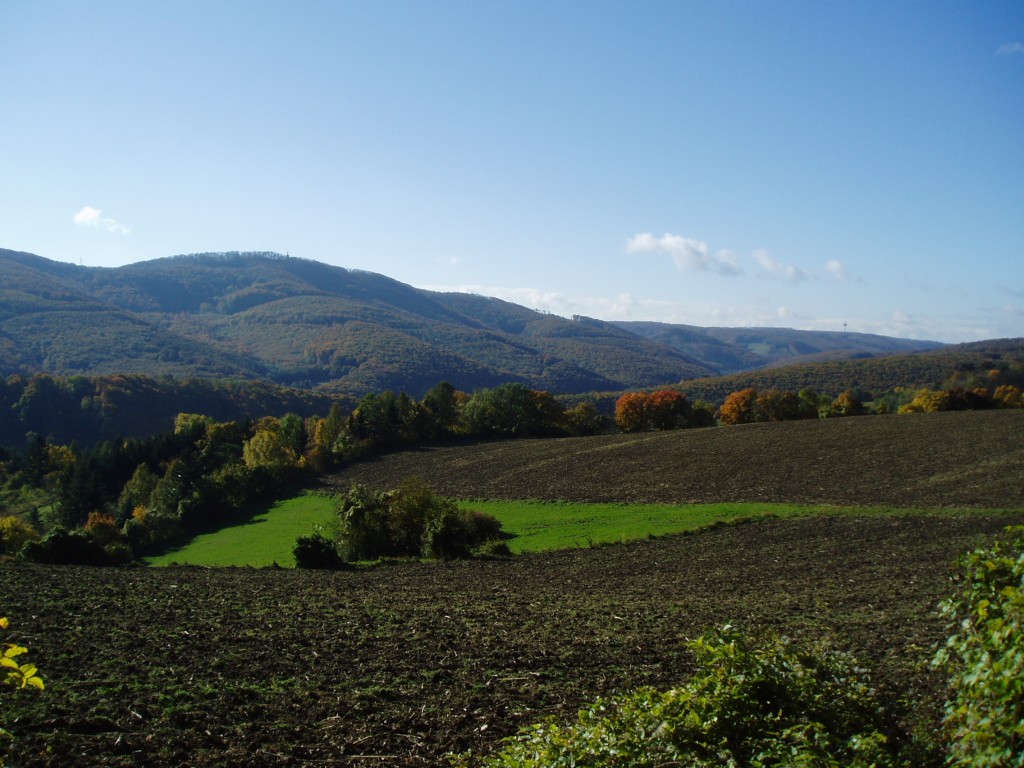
[
  {"x1": 457, "y1": 624, "x2": 900, "y2": 768},
  {"x1": 934, "y1": 525, "x2": 1024, "y2": 768},
  {"x1": 336, "y1": 480, "x2": 507, "y2": 562},
  {"x1": 0, "y1": 516, "x2": 39, "y2": 556},
  {"x1": 293, "y1": 532, "x2": 345, "y2": 570},
  {"x1": 19, "y1": 527, "x2": 118, "y2": 566}
]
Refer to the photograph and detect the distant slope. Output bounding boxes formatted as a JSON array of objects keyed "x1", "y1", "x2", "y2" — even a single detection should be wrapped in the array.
[
  {"x1": 616, "y1": 320, "x2": 941, "y2": 373},
  {"x1": 0, "y1": 249, "x2": 715, "y2": 396},
  {"x1": 324, "y1": 410, "x2": 1024, "y2": 509},
  {"x1": 670, "y1": 337, "x2": 1024, "y2": 404},
  {"x1": 1, "y1": 248, "x2": 965, "y2": 399}
]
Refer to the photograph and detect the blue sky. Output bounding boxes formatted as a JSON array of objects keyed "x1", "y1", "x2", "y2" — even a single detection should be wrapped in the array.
[{"x1": 1, "y1": 1, "x2": 1021, "y2": 343}]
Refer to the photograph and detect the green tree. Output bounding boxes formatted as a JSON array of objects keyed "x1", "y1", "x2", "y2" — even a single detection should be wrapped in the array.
[
  {"x1": 462, "y1": 383, "x2": 562, "y2": 438},
  {"x1": 422, "y1": 381, "x2": 460, "y2": 438}
]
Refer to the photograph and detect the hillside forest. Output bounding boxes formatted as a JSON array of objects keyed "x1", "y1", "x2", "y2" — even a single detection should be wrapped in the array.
[{"x1": 1, "y1": 349, "x2": 1022, "y2": 566}]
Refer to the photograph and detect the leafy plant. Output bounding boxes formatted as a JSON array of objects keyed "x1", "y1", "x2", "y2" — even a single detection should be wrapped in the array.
[
  {"x1": 934, "y1": 525, "x2": 1024, "y2": 767},
  {"x1": 457, "y1": 624, "x2": 901, "y2": 768},
  {"x1": 293, "y1": 531, "x2": 346, "y2": 570},
  {"x1": 2, "y1": 616, "x2": 44, "y2": 759},
  {"x1": 336, "y1": 479, "x2": 505, "y2": 561}
]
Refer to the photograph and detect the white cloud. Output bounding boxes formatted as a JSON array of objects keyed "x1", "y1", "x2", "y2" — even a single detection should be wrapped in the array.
[
  {"x1": 626, "y1": 233, "x2": 742, "y2": 276},
  {"x1": 825, "y1": 259, "x2": 859, "y2": 282},
  {"x1": 997, "y1": 42, "x2": 1024, "y2": 56},
  {"x1": 72, "y1": 205, "x2": 130, "y2": 235},
  {"x1": 753, "y1": 249, "x2": 807, "y2": 281}
]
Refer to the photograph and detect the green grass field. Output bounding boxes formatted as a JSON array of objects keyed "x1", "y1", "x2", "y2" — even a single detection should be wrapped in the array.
[
  {"x1": 146, "y1": 493, "x2": 337, "y2": 567},
  {"x1": 145, "y1": 494, "x2": 983, "y2": 567},
  {"x1": 461, "y1": 500, "x2": 815, "y2": 553}
]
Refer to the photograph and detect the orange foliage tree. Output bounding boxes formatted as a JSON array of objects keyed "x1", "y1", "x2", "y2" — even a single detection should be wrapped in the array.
[
  {"x1": 717, "y1": 387, "x2": 758, "y2": 425},
  {"x1": 615, "y1": 389, "x2": 691, "y2": 432}
]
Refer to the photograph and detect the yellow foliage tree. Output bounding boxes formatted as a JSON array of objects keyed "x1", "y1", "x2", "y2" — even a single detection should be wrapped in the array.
[{"x1": 0, "y1": 517, "x2": 39, "y2": 556}]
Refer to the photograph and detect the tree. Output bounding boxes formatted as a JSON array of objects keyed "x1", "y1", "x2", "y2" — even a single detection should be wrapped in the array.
[
  {"x1": 755, "y1": 388, "x2": 803, "y2": 422},
  {"x1": 899, "y1": 388, "x2": 951, "y2": 413},
  {"x1": 462, "y1": 383, "x2": 563, "y2": 438},
  {"x1": 615, "y1": 392, "x2": 650, "y2": 432},
  {"x1": 564, "y1": 401, "x2": 607, "y2": 436},
  {"x1": 422, "y1": 381, "x2": 460, "y2": 438},
  {"x1": 718, "y1": 387, "x2": 758, "y2": 425},
  {"x1": 830, "y1": 390, "x2": 864, "y2": 417},
  {"x1": 0, "y1": 516, "x2": 39, "y2": 556},
  {"x1": 242, "y1": 417, "x2": 299, "y2": 480},
  {"x1": 647, "y1": 389, "x2": 690, "y2": 430}
]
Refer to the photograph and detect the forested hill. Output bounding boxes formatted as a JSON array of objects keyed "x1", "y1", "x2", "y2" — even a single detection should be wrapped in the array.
[
  {"x1": 615, "y1": 321, "x2": 942, "y2": 375},
  {"x1": 2, "y1": 248, "x2": 939, "y2": 397}
]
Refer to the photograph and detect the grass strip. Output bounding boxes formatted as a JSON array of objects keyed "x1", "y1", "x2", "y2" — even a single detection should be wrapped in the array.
[
  {"x1": 147, "y1": 494, "x2": 1010, "y2": 567},
  {"x1": 145, "y1": 493, "x2": 336, "y2": 567}
]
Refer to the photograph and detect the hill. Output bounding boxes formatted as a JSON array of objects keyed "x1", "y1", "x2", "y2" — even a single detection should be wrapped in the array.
[
  {"x1": 1, "y1": 248, "x2": 944, "y2": 398},
  {"x1": 0, "y1": 249, "x2": 713, "y2": 395},
  {"x1": 615, "y1": 320, "x2": 939, "y2": 374},
  {"x1": 322, "y1": 409, "x2": 1024, "y2": 509}
]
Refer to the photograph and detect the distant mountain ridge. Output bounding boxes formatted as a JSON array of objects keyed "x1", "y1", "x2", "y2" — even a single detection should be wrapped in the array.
[
  {"x1": 614, "y1": 321, "x2": 939, "y2": 376},
  {"x1": 0, "y1": 248, "x2": 943, "y2": 397}
]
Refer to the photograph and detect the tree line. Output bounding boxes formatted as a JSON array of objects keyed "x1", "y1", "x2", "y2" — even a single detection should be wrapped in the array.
[{"x1": 2, "y1": 367, "x2": 1022, "y2": 565}]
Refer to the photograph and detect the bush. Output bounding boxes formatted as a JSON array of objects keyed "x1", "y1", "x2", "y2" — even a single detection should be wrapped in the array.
[
  {"x1": 19, "y1": 527, "x2": 121, "y2": 566},
  {"x1": 0, "y1": 516, "x2": 39, "y2": 556},
  {"x1": 293, "y1": 532, "x2": 345, "y2": 570},
  {"x1": 457, "y1": 624, "x2": 900, "y2": 768},
  {"x1": 934, "y1": 525, "x2": 1024, "y2": 768},
  {"x1": 336, "y1": 480, "x2": 507, "y2": 562}
]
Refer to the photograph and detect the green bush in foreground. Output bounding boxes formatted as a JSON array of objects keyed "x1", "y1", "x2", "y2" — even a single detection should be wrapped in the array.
[
  {"x1": 457, "y1": 624, "x2": 900, "y2": 768},
  {"x1": 935, "y1": 525, "x2": 1024, "y2": 768}
]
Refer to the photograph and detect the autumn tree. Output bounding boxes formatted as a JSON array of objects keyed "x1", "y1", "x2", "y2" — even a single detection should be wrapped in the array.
[
  {"x1": 994, "y1": 384, "x2": 1023, "y2": 408},
  {"x1": 717, "y1": 387, "x2": 759, "y2": 425},
  {"x1": 564, "y1": 401, "x2": 607, "y2": 436},
  {"x1": 615, "y1": 392, "x2": 650, "y2": 432},
  {"x1": 830, "y1": 390, "x2": 864, "y2": 417},
  {"x1": 755, "y1": 388, "x2": 803, "y2": 422},
  {"x1": 648, "y1": 389, "x2": 691, "y2": 430},
  {"x1": 242, "y1": 417, "x2": 300, "y2": 480}
]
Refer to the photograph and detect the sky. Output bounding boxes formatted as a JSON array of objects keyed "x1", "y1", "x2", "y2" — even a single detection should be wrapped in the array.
[{"x1": 1, "y1": 1, "x2": 1022, "y2": 343}]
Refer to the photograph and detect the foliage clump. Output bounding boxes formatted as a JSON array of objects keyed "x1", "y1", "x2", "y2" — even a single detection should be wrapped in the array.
[
  {"x1": 457, "y1": 624, "x2": 901, "y2": 768},
  {"x1": 2, "y1": 616, "x2": 44, "y2": 758},
  {"x1": 934, "y1": 525, "x2": 1024, "y2": 768},
  {"x1": 292, "y1": 531, "x2": 346, "y2": 570},
  {"x1": 335, "y1": 479, "x2": 505, "y2": 562}
]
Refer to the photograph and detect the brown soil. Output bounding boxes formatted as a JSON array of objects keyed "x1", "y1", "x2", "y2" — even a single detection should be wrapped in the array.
[
  {"x1": 2, "y1": 411, "x2": 1022, "y2": 766},
  {"x1": 322, "y1": 410, "x2": 1024, "y2": 507}
]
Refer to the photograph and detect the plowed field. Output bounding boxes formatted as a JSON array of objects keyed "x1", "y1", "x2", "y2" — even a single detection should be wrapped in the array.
[
  {"x1": 323, "y1": 410, "x2": 1024, "y2": 507},
  {"x1": 2, "y1": 410, "x2": 1023, "y2": 767}
]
